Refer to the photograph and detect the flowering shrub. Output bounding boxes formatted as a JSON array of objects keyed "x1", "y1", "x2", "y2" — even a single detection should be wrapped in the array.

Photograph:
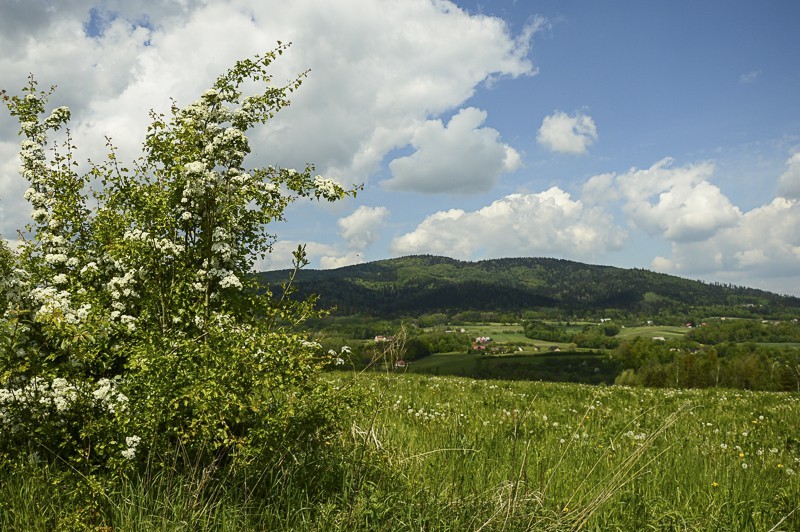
[{"x1": 0, "y1": 45, "x2": 357, "y2": 476}]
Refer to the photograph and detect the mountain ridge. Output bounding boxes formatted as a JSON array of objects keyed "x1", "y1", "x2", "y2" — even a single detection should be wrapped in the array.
[{"x1": 257, "y1": 255, "x2": 800, "y2": 317}]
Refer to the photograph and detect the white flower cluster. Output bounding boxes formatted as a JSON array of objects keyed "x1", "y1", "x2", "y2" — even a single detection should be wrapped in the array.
[
  {"x1": 29, "y1": 285, "x2": 91, "y2": 324},
  {"x1": 203, "y1": 266, "x2": 242, "y2": 291},
  {"x1": 0, "y1": 376, "x2": 85, "y2": 423},
  {"x1": 107, "y1": 269, "x2": 138, "y2": 329},
  {"x1": 92, "y1": 377, "x2": 129, "y2": 413},
  {"x1": 204, "y1": 126, "x2": 248, "y2": 162},
  {"x1": 44, "y1": 106, "x2": 70, "y2": 129},
  {"x1": 1, "y1": 268, "x2": 31, "y2": 313},
  {"x1": 121, "y1": 435, "x2": 141, "y2": 460},
  {"x1": 313, "y1": 175, "x2": 343, "y2": 200},
  {"x1": 211, "y1": 227, "x2": 234, "y2": 263},
  {"x1": 123, "y1": 229, "x2": 184, "y2": 260},
  {"x1": 218, "y1": 271, "x2": 242, "y2": 290},
  {"x1": 326, "y1": 345, "x2": 351, "y2": 365}
]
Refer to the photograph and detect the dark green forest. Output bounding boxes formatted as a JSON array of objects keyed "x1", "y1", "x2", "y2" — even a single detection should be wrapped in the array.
[{"x1": 259, "y1": 255, "x2": 800, "y2": 319}]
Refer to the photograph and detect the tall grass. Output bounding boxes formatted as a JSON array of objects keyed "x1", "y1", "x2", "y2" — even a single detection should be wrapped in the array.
[
  {"x1": 346, "y1": 373, "x2": 800, "y2": 530},
  {"x1": 2, "y1": 373, "x2": 798, "y2": 530}
]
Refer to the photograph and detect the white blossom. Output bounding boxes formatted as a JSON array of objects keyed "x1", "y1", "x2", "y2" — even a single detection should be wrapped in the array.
[
  {"x1": 121, "y1": 435, "x2": 141, "y2": 460},
  {"x1": 218, "y1": 272, "x2": 242, "y2": 289},
  {"x1": 313, "y1": 175, "x2": 342, "y2": 200}
]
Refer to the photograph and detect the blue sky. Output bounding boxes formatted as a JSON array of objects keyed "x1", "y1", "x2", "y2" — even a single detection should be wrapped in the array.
[{"x1": 1, "y1": 0, "x2": 799, "y2": 295}]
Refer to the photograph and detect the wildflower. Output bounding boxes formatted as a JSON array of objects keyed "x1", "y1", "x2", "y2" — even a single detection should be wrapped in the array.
[
  {"x1": 711, "y1": 482, "x2": 719, "y2": 488},
  {"x1": 122, "y1": 435, "x2": 141, "y2": 460},
  {"x1": 741, "y1": 463, "x2": 748, "y2": 470}
]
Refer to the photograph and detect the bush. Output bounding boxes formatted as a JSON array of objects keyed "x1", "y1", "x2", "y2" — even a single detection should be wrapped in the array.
[{"x1": 0, "y1": 46, "x2": 358, "y2": 484}]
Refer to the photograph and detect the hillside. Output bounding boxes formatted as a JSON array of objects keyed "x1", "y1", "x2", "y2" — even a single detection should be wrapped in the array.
[{"x1": 258, "y1": 255, "x2": 800, "y2": 317}]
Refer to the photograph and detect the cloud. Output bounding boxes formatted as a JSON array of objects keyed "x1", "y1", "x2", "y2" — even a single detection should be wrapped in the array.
[
  {"x1": 320, "y1": 252, "x2": 364, "y2": 269},
  {"x1": 254, "y1": 240, "x2": 340, "y2": 271},
  {"x1": 391, "y1": 187, "x2": 626, "y2": 260},
  {"x1": 337, "y1": 205, "x2": 389, "y2": 250},
  {"x1": 253, "y1": 205, "x2": 389, "y2": 271},
  {"x1": 585, "y1": 158, "x2": 741, "y2": 242},
  {"x1": 0, "y1": 0, "x2": 537, "y2": 235},
  {"x1": 739, "y1": 70, "x2": 761, "y2": 84},
  {"x1": 383, "y1": 107, "x2": 520, "y2": 193},
  {"x1": 537, "y1": 110, "x2": 597, "y2": 155},
  {"x1": 778, "y1": 152, "x2": 800, "y2": 200},
  {"x1": 652, "y1": 197, "x2": 800, "y2": 293}
]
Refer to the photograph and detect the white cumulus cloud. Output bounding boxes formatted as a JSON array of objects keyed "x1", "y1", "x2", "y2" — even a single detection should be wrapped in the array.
[
  {"x1": 778, "y1": 152, "x2": 800, "y2": 200},
  {"x1": 0, "y1": 0, "x2": 538, "y2": 236},
  {"x1": 337, "y1": 205, "x2": 390, "y2": 250},
  {"x1": 320, "y1": 252, "x2": 364, "y2": 269},
  {"x1": 537, "y1": 110, "x2": 597, "y2": 155},
  {"x1": 384, "y1": 107, "x2": 521, "y2": 193},
  {"x1": 391, "y1": 187, "x2": 626, "y2": 260},
  {"x1": 652, "y1": 197, "x2": 800, "y2": 294},
  {"x1": 254, "y1": 241, "x2": 340, "y2": 271},
  {"x1": 585, "y1": 158, "x2": 741, "y2": 242}
]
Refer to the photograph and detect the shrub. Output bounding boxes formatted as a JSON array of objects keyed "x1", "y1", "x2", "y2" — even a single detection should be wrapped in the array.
[{"x1": 0, "y1": 46, "x2": 358, "y2": 483}]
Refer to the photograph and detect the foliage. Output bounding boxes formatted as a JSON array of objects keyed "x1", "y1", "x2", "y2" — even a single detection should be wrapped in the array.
[
  {"x1": 523, "y1": 320, "x2": 574, "y2": 343},
  {"x1": 0, "y1": 46, "x2": 358, "y2": 490},
  {"x1": 611, "y1": 337, "x2": 800, "y2": 391},
  {"x1": 688, "y1": 318, "x2": 800, "y2": 344}
]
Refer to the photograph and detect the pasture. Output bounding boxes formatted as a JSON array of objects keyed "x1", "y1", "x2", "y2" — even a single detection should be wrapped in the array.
[
  {"x1": 341, "y1": 373, "x2": 800, "y2": 530},
  {"x1": 2, "y1": 372, "x2": 798, "y2": 530}
]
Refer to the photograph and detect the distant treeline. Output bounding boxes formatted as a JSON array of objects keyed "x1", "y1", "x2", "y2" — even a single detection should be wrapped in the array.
[
  {"x1": 613, "y1": 337, "x2": 800, "y2": 392},
  {"x1": 523, "y1": 320, "x2": 622, "y2": 349}
]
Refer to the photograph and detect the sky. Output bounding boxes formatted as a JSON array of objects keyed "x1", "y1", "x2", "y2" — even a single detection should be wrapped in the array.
[{"x1": 1, "y1": 0, "x2": 800, "y2": 295}]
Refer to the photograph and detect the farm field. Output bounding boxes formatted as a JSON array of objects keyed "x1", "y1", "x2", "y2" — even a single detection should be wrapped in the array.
[
  {"x1": 616, "y1": 325, "x2": 688, "y2": 340},
  {"x1": 456, "y1": 322, "x2": 690, "y2": 345},
  {"x1": 339, "y1": 373, "x2": 800, "y2": 530},
  {"x1": 405, "y1": 351, "x2": 619, "y2": 384}
]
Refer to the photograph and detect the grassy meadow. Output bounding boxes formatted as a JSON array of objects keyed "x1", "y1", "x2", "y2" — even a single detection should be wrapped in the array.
[
  {"x1": 2, "y1": 372, "x2": 798, "y2": 530},
  {"x1": 340, "y1": 373, "x2": 799, "y2": 530}
]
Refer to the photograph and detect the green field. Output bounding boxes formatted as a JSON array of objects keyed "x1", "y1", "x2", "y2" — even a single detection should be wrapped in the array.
[
  {"x1": 341, "y1": 373, "x2": 800, "y2": 530},
  {"x1": 456, "y1": 322, "x2": 690, "y2": 346},
  {"x1": 616, "y1": 325, "x2": 689, "y2": 340},
  {"x1": 3, "y1": 372, "x2": 798, "y2": 530},
  {"x1": 406, "y1": 351, "x2": 620, "y2": 384}
]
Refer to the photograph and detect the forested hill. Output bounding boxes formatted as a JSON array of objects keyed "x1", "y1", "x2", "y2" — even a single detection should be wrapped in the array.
[{"x1": 257, "y1": 255, "x2": 800, "y2": 317}]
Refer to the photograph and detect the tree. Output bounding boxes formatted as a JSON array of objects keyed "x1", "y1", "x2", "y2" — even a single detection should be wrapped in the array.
[{"x1": 0, "y1": 46, "x2": 358, "y2": 480}]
